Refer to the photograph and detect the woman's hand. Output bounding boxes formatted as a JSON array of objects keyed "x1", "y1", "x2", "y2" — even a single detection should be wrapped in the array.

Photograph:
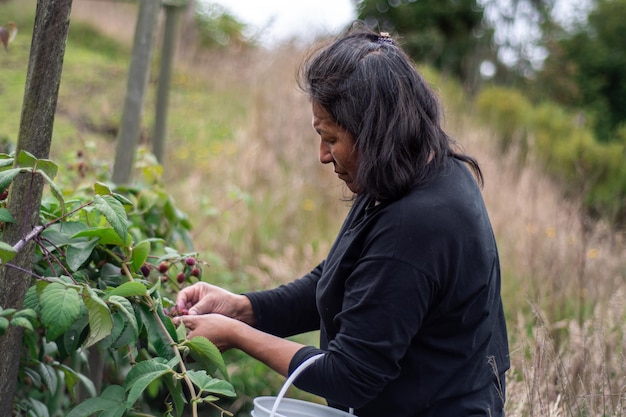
[
  {"x1": 176, "y1": 282, "x2": 256, "y2": 325},
  {"x1": 173, "y1": 313, "x2": 242, "y2": 351}
]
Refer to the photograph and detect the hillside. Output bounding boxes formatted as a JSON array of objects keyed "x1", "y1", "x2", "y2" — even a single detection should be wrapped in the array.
[{"x1": 4, "y1": 1, "x2": 626, "y2": 415}]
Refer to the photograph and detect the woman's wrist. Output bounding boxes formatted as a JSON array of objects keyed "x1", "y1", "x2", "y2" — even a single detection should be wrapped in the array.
[{"x1": 234, "y1": 294, "x2": 256, "y2": 326}]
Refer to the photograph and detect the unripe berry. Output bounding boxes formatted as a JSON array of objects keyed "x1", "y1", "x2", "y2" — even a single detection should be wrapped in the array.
[
  {"x1": 176, "y1": 272, "x2": 186, "y2": 283},
  {"x1": 161, "y1": 275, "x2": 168, "y2": 283},
  {"x1": 185, "y1": 257, "x2": 196, "y2": 266},
  {"x1": 158, "y1": 262, "x2": 170, "y2": 273}
]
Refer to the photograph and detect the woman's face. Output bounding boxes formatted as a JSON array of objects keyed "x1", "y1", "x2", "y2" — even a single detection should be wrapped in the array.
[{"x1": 312, "y1": 102, "x2": 360, "y2": 193}]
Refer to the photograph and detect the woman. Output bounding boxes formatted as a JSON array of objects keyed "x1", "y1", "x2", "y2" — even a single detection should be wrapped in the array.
[{"x1": 175, "y1": 24, "x2": 509, "y2": 417}]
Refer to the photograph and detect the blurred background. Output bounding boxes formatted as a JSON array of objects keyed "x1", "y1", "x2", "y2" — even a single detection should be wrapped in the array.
[{"x1": 1, "y1": 0, "x2": 625, "y2": 415}]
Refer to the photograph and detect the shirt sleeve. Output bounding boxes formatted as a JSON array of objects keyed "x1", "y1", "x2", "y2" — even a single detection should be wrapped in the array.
[
  {"x1": 244, "y1": 262, "x2": 324, "y2": 337},
  {"x1": 289, "y1": 258, "x2": 435, "y2": 409}
]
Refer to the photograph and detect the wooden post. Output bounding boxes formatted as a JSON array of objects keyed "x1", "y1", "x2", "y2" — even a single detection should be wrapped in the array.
[
  {"x1": 0, "y1": 0, "x2": 73, "y2": 414},
  {"x1": 153, "y1": 2, "x2": 182, "y2": 163},
  {"x1": 112, "y1": 0, "x2": 160, "y2": 184}
]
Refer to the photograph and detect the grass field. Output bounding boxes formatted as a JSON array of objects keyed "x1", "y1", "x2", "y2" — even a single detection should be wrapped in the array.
[{"x1": 2, "y1": 1, "x2": 626, "y2": 415}]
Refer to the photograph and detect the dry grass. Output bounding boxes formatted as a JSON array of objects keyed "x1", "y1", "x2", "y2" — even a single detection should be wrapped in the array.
[{"x1": 63, "y1": 4, "x2": 626, "y2": 414}]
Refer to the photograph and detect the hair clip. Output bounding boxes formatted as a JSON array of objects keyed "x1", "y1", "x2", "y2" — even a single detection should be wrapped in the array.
[{"x1": 377, "y1": 32, "x2": 393, "y2": 45}]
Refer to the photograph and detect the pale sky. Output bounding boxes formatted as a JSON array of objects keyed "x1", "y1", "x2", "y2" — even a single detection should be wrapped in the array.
[{"x1": 209, "y1": 0, "x2": 357, "y2": 46}]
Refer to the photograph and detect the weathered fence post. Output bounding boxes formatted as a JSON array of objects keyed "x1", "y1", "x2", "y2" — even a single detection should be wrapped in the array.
[{"x1": 0, "y1": 0, "x2": 73, "y2": 414}]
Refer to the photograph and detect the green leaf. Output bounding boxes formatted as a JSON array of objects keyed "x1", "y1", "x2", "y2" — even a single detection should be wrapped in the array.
[
  {"x1": 66, "y1": 385, "x2": 127, "y2": 417},
  {"x1": 34, "y1": 361, "x2": 59, "y2": 395},
  {"x1": 13, "y1": 308, "x2": 37, "y2": 321},
  {"x1": 0, "y1": 167, "x2": 21, "y2": 192},
  {"x1": 0, "y1": 155, "x2": 14, "y2": 170},
  {"x1": 130, "y1": 240, "x2": 150, "y2": 272},
  {"x1": 93, "y1": 194, "x2": 129, "y2": 243},
  {"x1": 66, "y1": 238, "x2": 99, "y2": 272},
  {"x1": 0, "y1": 307, "x2": 16, "y2": 316},
  {"x1": 61, "y1": 311, "x2": 89, "y2": 358},
  {"x1": 83, "y1": 288, "x2": 113, "y2": 348},
  {"x1": 107, "y1": 295, "x2": 138, "y2": 348},
  {"x1": 59, "y1": 363, "x2": 97, "y2": 400},
  {"x1": 125, "y1": 359, "x2": 173, "y2": 407},
  {"x1": 38, "y1": 169, "x2": 65, "y2": 215},
  {"x1": 105, "y1": 281, "x2": 147, "y2": 298},
  {"x1": 72, "y1": 227, "x2": 126, "y2": 246},
  {"x1": 0, "y1": 316, "x2": 8, "y2": 337},
  {"x1": 112, "y1": 192, "x2": 133, "y2": 207},
  {"x1": 137, "y1": 303, "x2": 175, "y2": 359},
  {"x1": 163, "y1": 374, "x2": 186, "y2": 417},
  {"x1": 39, "y1": 283, "x2": 82, "y2": 341},
  {"x1": 34, "y1": 158, "x2": 58, "y2": 180},
  {"x1": 16, "y1": 150, "x2": 37, "y2": 168},
  {"x1": 94, "y1": 182, "x2": 112, "y2": 195},
  {"x1": 10, "y1": 316, "x2": 33, "y2": 332},
  {"x1": 0, "y1": 240, "x2": 17, "y2": 263},
  {"x1": 187, "y1": 370, "x2": 236, "y2": 398},
  {"x1": 184, "y1": 337, "x2": 229, "y2": 381},
  {"x1": 0, "y1": 208, "x2": 14, "y2": 223}
]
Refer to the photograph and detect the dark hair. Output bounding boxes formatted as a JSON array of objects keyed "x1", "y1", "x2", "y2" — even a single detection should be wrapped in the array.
[{"x1": 298, "y1": 22, "x2": 483, "y2": 202}]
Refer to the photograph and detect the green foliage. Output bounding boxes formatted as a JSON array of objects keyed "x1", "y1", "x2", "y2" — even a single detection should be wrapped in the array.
[
  {"x1": 538, "y1": 0, "x2": 626, "y2": 142},
  {"x1": 475, "y1": 91, "x2": 626, "y2": 228},
  {"x1": 194, "y1": 2, "x2": 253, "y2": 49},
  {"x1": 475, "y1": 86, "x2": 532, "y2": 154},
  {"x1": 357, "y1": 0, "x2": 490, "y2": 86},
  {"x1": 1, "y1": 152, "x2": 235, "y2": 417}
]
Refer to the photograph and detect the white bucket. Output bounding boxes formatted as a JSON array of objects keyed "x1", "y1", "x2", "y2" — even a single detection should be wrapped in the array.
[{"x1": 252, "y1": 354, "x2": 356, "y2": 417}]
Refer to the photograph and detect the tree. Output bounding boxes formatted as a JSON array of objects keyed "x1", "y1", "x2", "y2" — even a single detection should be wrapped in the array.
[
  {"x1": 537, "y1": 0, "x2": 626, "y2": 142},
  {"x1": 0, "y1": 1, "x2": 73, "y2": 413},
  {"x1": 356, "y1": 0, "x2": 490, "y2": 91}
]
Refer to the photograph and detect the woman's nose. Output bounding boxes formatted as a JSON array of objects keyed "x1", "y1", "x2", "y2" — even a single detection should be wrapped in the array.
[{"x1": 319, "y1": 142, "x2": 333, "y2": 164}]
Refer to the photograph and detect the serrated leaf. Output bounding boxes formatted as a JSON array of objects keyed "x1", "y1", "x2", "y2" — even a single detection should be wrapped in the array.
[
  {"x1": 130, "y1": 240, "x2": 150, "y2": 272},
  {"x1": 0, "y1": 240, "x2": 17, "y2": 263},
  {"x1": 94, "y1": 182, "x2": 112, "y2": 195},
  {"x1": 40, "y1": 283, "x2": 81, "y2": 340},
  {"x1": 66, "y1": 385, "x2": 126, "y2": 417},
  {"x1": 125, "y1": 359, "x2": 173, "y2": 407},
  {"x1": 93, "y1": 194, "x2": 129, "y2": 243},
  {"x1": 0, "y1": 208, "x2": 14, "y2": 223},
  {"x1": 66, "y1": 238, "x2": 99, "y2": 272},
  {"x1": 184, "y1": 337, "x2": 229, "y2": 381},
  {"x1": 186, "y1": 370, "x2": 236, "y2": 397},
  {"x1": 105, "y1": 281, "x2": 147, "y2": 298},
  {"x1": 0, "y1": 167, "x2": 21, "y2": 193},
  {"x1": 83, "y1": 288, "x2": 113, "y2": 348}
]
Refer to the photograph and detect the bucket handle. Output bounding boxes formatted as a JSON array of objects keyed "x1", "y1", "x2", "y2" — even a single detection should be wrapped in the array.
[{"x1": 270, "y1": 353, "x2": 354, "y2": 417}]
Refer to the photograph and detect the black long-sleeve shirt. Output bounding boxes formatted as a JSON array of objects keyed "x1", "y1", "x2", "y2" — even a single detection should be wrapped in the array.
[{"x1": 246, "y1": 157, "x2": 510, "y2": 416}]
